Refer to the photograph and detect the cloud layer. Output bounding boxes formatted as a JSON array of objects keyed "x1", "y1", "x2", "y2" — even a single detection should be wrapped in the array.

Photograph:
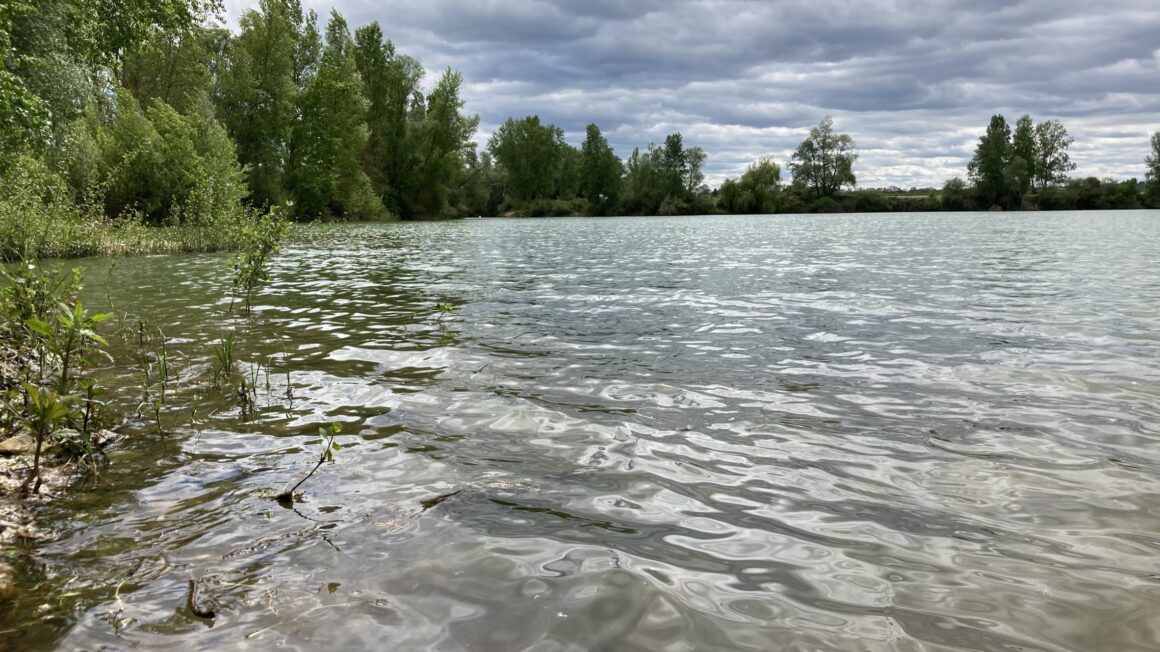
[{"x1": 225, "y1": 0, "x2": 1160, "y2": 187}]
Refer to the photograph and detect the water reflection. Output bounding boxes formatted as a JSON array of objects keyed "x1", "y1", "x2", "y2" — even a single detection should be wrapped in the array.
[{"x1": 5, "y1": 211, "x2": 1160, "y2": 651}]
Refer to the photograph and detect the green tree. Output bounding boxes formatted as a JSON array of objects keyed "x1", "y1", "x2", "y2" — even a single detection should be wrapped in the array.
[
  {"x1": 660, "y1": 132, "x2": 688, "y2": 200},
  {"x1": 940, "y1": 177, "x2": 969, "y2": 211},
  {"x1": 578, "y1": 123, "x2": 623, "y2": 214},
  {"x1": 488, "y1": 115, "x2": 566, "y2": 203},
  {"x1": 738, "y1": 157, "x2": 780, "y2": 212},
  {"x1": 2, "y1": 0, "x2": 219, "y2": 163},
  {"x1": 683, "y1": 145, "x2": 707, "y2": 197},
  {"x1": 1033, "y1": 120, "x2": 1075, "y2": 190},
  {"x1": 353, "y1": 22, "x2": 423, "y2": 216},
  {"x1": 555, "y1": 142, "x2": 582, "y2": 199},
  {"x1": 717, "y1": 178, "x2": 743, "y2": 213},
  {"x1": 123, "y1": 28, "x2": 218, "y2": 114},
  {"x1": 354, "y1": 23, "x2": 394, "y2": 202},
  {"x1": 96, "y1": 89, "x2": 244, "y2": 225},
  {"x1": 0, "y1": 1, "x2": 51, "y2": 162},
  {"x1": 455, "y1": 150, "x2": 503, "y2": 216},
  {"x1": 789, "y1": 116, "x2": 856, "y2": 197},
  {"x1": 719, "y1": 157, "x2": 781, "y2": 214},
  {"x1": 1145, "y1": 131, "x2": 1160, "y2": 208},
  {"x1": 85, "y1": 0, "x2": 222, "y2": 68},
  {"x1": 1148, "y1": 131, "x2": 1160, "y2": 184},
  {"x1": 619, "y1": 133, "x2": 706, "y2": 215},
  {"x1": 217, "y1": 0, "x2": 314, "y2": 208},
  {"x1": 620, "y1": 146, "x2": 662, "y2": 214},
  {"x1": 287, "y1": 10, "x2": 382, "y2": 219},
  {"x1": 968, "y1": 114, "x2": 1013, "y2": 208},
  {"x1": 406, "y1": 68, "x2": 479, "y2": 217},
  {"x1": 1010, "y1": 114, "x2": 1036, "y2": 197}
]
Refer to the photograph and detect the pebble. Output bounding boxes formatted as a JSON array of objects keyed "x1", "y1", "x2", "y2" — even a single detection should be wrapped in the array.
[{"x1": 0, "y1": 434, "x2": 34, "y2": 455}]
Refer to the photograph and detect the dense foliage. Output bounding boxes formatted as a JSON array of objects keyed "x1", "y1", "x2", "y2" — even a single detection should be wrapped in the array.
[
  {"x1": 1, "y1": 0, "x2": 1156, "y2": 250},
  {"x1": 966, "y1": 113, "x2": 1078, "y2": 210},
  {"x1": 0, "y1": 0, "x2": 483, "y2": 258},
  {"x1": 1, "y1": 262, "x2": 113, "y2": 492}
]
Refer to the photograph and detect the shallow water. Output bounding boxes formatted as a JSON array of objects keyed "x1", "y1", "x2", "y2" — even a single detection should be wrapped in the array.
[{"x1": 5, "y1": 211, "x2": 1160, "y2": 651}]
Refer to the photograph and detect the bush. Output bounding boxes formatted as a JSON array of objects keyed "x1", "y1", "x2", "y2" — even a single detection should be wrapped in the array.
[
  {"x1": 522, "y1": 199, "x2": 574, "y2": 217},
  {"x1": 809, "y1": 196, "x2": 843, "y2": 213},
  {"x1": 657, "y1": 196, "x2": 690, "y2": 215},
  {"x1": 850, "y1": 190, "x2": 889, "y2": 213},
  {"x1": 0, "y1": 151, "x2": 275, "y2": 262},
  {"x1": 0, "y1": 155, "x2": 103, "y2": 261},
  {"x1": 91, "y1": 90, "x2": 247, "y2": 226},
  {"x1": 1, "y1": 262, "x2": 113, "y2": 492}
]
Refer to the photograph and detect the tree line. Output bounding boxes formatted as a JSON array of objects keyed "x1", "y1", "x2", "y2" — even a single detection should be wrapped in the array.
[
  {"x1": 3, "y1": 0, "x2": 1159, "y2": 231},
  {"x1": 712, "y1": 114, "x2": 1160, "y2": 215}
]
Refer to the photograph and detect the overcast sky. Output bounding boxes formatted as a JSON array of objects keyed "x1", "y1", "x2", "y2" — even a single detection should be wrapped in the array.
[{"x1": 222, "y1": 0, "x2": 1159, "y2": 188}]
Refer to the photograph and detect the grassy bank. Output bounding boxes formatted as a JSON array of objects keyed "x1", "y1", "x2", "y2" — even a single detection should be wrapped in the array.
[
  {"x1": 0, "y1": 138, "x2": 295, "y2": 262},
  {"x1": 0, "y1": 190, "x2": 278, "y2": 263}
]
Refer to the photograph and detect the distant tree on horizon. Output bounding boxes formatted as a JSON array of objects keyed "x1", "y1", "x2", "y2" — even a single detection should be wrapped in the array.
[
  {"x1": 968, "y1": 113, "x2": 1077, "y2": 209},
  {"x1": 578, "y1": 123, "x2": 623, "y2": 215},
  {"x1": 488, "y1": 115, "x2": 568, "y2": 203},
  {"x1": 968, "y1": 114, "x2": 1015, "y2": 208},
  {"x1": 1033, "y1": 120, "x2": 1076, "y2": 190},
  {"x1": 789, "y1": 116, "x2": 857, "y2": 198},
  {"x1": 719, "y1": 157, "x2": 781, "y2": 214},
  {"x1": 1145, "y1": 130, "x2": 1160, "y2": 207}
]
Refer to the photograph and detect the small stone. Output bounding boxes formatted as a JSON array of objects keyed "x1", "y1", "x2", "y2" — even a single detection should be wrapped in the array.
[
  {"x1": 94, "y1": 430, "x2": 122, "y2": 448},
  {"x1": 0, "y1": 562, "x2": 16, "y2": 600},
  {"x1": 0, "y1": 434, "x2": 34, "y2": 455}
]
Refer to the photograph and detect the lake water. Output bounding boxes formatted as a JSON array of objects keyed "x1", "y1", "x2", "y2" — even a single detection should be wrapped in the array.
[{"x1": 5, "y1": 212, "x2": 1160, "y2": 651}]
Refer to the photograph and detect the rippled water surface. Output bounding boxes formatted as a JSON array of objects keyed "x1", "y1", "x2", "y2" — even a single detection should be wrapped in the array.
[{"x1": 8, "y1": 212, "x2": 1160, "y2": 651}]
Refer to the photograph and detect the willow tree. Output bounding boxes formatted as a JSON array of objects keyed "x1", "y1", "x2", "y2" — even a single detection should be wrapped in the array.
[
  {"x1": 790, "y1": 116, "x2": 856, "y2": 197},
  {"x1": 720, "y1": 157, "x2": 781, "y2": 214}
]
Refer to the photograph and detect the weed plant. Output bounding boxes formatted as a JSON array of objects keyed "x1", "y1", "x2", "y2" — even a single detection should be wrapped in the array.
[
  {"x1": 0, "y1": 262, "x2": 114, "y2": 492},
  {"x1": 230, "y1": 205, "x2": 290, "y2": 314}
]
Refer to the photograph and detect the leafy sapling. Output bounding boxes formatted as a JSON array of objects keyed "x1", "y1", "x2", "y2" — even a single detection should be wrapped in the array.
[{"x1": 275, "y1": 423, "x2": 342, "y2": 506}]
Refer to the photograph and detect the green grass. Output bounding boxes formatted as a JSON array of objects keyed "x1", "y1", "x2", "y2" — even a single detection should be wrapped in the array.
[
  {"x1": 0, "y1": 154, "x2": 300, "y2": 262},
  {"x1": 0, "y1": 210, "x2": 269, "y2": 262},
  {"x1": 0, "y1": 194, "x2": 299, "y2": 262}
]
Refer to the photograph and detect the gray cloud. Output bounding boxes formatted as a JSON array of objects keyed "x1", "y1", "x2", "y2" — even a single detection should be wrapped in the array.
[{"x1": 224, "y1": 0, "x2": 1160, "y2": 187}]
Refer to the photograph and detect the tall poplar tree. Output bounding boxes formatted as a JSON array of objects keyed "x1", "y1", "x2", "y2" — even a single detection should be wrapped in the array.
[
  {"x1": 968, "y1": 114, "x2": 1013, "y2": 208},
  {"x1": 354, "y1": 22, "x2": 421, "y2": 215},
  {"x1": 1010, "y1": 114, "x2": 1037, "y2": 198},
  {"x1": 408, "y1": 68, "x2": 478, "y2": 216},
  {"x1": 216, "y1": 0, "x2": 314, "y2": 207},
  {"x1": 287, "y1": 10, "x2": 382, "y2": 219},
  {"x1": 579, "y1": 123, "x2": 623, "y2": 214}
]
